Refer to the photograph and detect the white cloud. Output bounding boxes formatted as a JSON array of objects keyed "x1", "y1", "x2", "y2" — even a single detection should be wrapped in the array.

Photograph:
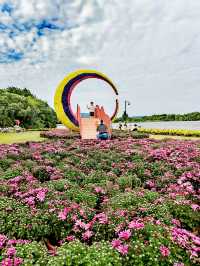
[
  {"x1": 0, "y1": 0, "x2": 200, "y2": 115},
  {"x1": 76, "y1": 55, "x2": 98, "y2": 65}
]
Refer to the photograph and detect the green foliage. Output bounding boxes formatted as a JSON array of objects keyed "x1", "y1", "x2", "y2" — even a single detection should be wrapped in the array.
[
  {"x1": 15, "y1": 242, "x2": 48, "y2": 266},
  {"x1": 0, "y1": 197, "x2": 67, "y2": 241},
  {"x1": 117, "y1": 175, "x2": 142, "y2": 190},
  {"x1": 110, "y1": 191, "x2": 159, "y2": 210},
  {"x1": 117, "y1": 175, "x2": 133, "y2": 191},
  {"x1": 168, "y1": 202, "x2": 200, "y2": 231},
  {"x1": 64, "y1": 187, "x2": 97, "y2": 208},
  {"x1": 0, "y1": 168, "x2": 22, "y2": 180},
  {"x1": 33, "y1": 166, "x2": 51, "y2": 182},
  {"x1": 0, "y1": 87, "x2": 57, "y2": 128},
  {"x1": 116, "y1": 112, "x2": 200, "y2": 122},
  {"x1": 3, "y1": 87, "x2": 34, "y2": 97},
  {"x1": 126, "y1": 224, "x2": 191, "y2": 266},
  {"x1": 112, "y1": 130, "x2": 149, "y2": 139},
  {"x1": 0, "y1": 158, "x2": 15, "y2": 171},
  {"x1": 47, "y1": 241, "x2": 122, "y2": 266},
  {"x1": 0, "y1": 136, "x2": 199, "y2": 266}
]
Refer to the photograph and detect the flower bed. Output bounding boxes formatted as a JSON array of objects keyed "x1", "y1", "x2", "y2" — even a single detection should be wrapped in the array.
[
  {"x1": 112, "y1": 130, "x2": 150, "y2": 139},
  {"x1": 0, "y1": 137, "x2": 199, "y2": 265},
  {"x1": 40, "y1": 129, "x2": 80, "y2": 139},
  {"x1": 41, "y1": 129, "x2": 149, "y2": 140},
  {"x1": 138, "y1": 128, "x2": 200, "y2": 137}
]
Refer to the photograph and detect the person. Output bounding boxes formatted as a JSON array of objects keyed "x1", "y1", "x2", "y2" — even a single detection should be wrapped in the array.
[
  {"x1": 132, "y1": 124, "x2": 138, "y2": 131},
  {"x1": 97, "y1": 120, "x2": 109, "y2": 140},
  {"x1": 119, "y1": 122, "x2": 122, "y2": 130},
  {"x1": 124, "y1": 122, "x2": 128, "y2": 129},
  {"x1": 87, "y1": 101, "x2": 95, "y2": 117},
  {"x1": 15, "y1": 119, "x2": 20, "y2": 126}
]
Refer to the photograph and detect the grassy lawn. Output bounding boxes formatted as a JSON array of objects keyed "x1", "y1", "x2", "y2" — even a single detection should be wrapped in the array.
[
  {"x1": 0, "y1": 131, "x2": 45, "y2": 144},
  {"x1": 1, "y1": 131, "x2": 199, "y2": 145}
]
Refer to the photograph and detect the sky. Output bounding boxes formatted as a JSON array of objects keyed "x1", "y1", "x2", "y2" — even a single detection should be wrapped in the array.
[{"x1": 0, "y1": 0, "x2": 200, "y2": 116}]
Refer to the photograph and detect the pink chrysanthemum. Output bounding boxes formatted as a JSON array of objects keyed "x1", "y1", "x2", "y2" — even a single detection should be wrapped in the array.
[{"x1": 160, "y1": 245, "x2": 170, "y2": 257}]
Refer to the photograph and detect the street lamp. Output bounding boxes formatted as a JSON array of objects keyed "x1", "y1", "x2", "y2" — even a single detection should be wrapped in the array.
[{"x1": 123, "y1": 100, "x2": 131, "y2": 121}]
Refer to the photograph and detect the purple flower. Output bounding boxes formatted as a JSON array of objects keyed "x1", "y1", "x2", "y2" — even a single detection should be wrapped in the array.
[
  {"x1": 116, "y1": 244, "x2": 129, "y2": 255},
  {"x1": 111, "y1": 239, "x2": 122, "y2": 248},
  {"x1": 75, "y1": 220, "x2": 86, "y2": 229},
  {"x1": 82, "y1": 230, "x2": 93, "y2": 240},
  {"x1": 94, "y1": 213, "x2": 108, "y2": 224},
  {"x1": 58, "y1": 211, "x2": 67, "y2": 221},
  {"x1": 128, "y1": 220, "x2": 144, "y2": 230},
  {"x1": 1, "y1": 257, "x2": 22, "y2": 266},
  {"x1": 24, "y1": 196, "x2": 35, "y2": 207},
  {"x1": 118, "y1": 230, "x2": 131, "y2": 240},
  {"x1": 190, "y1": 252, "x2": 198, "y2": 259},
  {"x1": 14, "y1": 257, "x2": 23, "y2": 266},
  {"x1": 66, "y1": 235, "x2": 75, "y2": 242},
  {"x1": 36, "y1": 191, "x2": 46, "y2": 202},
  {"x1": 1, "y1": 258, "x2": 13, "y2": 266},
  {"x1": 0, "y1": 234, "x2": 7, "y2": 249},
  {"x1": 191, "y1": 204, "x2": 199, "y2": 211},
  {"x1": 172, "y1": 219, "x2": 181, "y2": 227},
  {"x1": 58, "y1": 207, "x2": 70, "y2": 221},
  {"x1": 94, "y1": 186, "x2": 105, "y2": 194},
  {"x1": 160, "y1": 245, "x2": 170, "y2": 257},
  {"x1": 6, "y1": 247, "x2": 16, "y2": 257}
]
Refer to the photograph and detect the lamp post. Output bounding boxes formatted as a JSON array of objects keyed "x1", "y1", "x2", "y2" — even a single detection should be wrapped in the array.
[{"x1": 123, "y1": 100, "x2": 131, "y2": 121}]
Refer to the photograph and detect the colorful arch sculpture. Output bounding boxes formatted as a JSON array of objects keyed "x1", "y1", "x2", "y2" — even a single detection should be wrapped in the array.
[{"x1": 54, "y1": 69, "x2": 119, "y2": 131}]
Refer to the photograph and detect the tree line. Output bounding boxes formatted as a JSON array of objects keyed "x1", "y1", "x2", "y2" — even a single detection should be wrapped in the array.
[
  {"x1": 115, "y1": 112, "x2": 200, "y2": 122},
  {"x1": 0, "y1": 87, "x2": 57, "y2": 129}
]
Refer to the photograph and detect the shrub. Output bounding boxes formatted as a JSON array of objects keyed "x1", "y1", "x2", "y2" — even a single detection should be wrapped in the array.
[
  {"x1": 112, "y1": 130, "x2": 149, "y2": 139},
  {"x1": 15, "y1": 242, "x2": 48, "y2": 266},
  {"x1": 0, "y1": 168, "x2": 22, "y2": 180},
  {"x1": 64, "y1": 187, "x2": 97, "y2": 208},
  {"x1": 33, "y1": 166, "x2": 51, "y2": 182},
  {"x1": 0, "y1": 158, "x2": 14, "y2": 171},
  {"x1": 168, "y1": 202, "x2": 200, "y2": 231},
  {"x1": 126, "y1": 223, "x2": 191, "y2": 266},
  {"x1": 0, "y1": 197, "x2": 67, "y2": 241},
  {"x1": 47, "y1": 241, "x2": 122, "y2": 266}
]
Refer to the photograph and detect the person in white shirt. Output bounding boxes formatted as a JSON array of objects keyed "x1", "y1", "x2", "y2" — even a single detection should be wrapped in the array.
[{"x1": 87, "y1": 101, "x2": 95, "y2": 117}]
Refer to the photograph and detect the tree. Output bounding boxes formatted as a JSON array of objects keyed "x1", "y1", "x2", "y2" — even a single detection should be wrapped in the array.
[{"x1": 0, "y1": 88, "x2": 57, "y2": 128}]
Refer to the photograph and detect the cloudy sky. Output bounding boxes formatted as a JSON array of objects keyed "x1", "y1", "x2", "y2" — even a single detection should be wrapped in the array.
[{"x1": 0, "y1": 0, "x2": 200, "y2": 116}]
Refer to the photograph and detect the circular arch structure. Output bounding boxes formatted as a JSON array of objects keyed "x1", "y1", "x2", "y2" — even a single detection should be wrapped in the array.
[{"x1": 54, "y1": 69, "x2": 119, "y2": 131}]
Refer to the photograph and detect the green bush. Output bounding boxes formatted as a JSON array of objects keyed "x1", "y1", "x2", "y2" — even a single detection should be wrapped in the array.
[
  {"x1": 0, "y1": 168, "x2": 22, "y2": 180},
  {"x1": 126, "y1": 223, "x2": 191, "y2": 266},
  {"x1": 33, "y1": 166, "x2": 51, "y2": 182},
  {"x1": 117, "y1": 175, "x2": 142, "y2": 190},
  {"x1": 0, "y1": 197, "x2": 67, "y2": 241},
  {"x1": 117, "y1": 176, "x2": 132, "y2": 191},
  {"x1": 112, "y1": 130, "x2": 149, "y2": 139},
  {"x1": 47, "y1": 241, "x2": 122, "y2": 266},
  {"x1": 0, "y1": 158, "x2": 15, "y2": 171},
  {"x1": 168, "y1": 202, "x2": 200, "y2": 230},
  {"x1": 64, "y1": 187, "x2": 97, "y2": 208},
  {"x1": 110, "y1": 192, "x2": 146, "y2": 210},
  {"x1": 16, "y1": 242, "x2": 48, "y2": 266}
]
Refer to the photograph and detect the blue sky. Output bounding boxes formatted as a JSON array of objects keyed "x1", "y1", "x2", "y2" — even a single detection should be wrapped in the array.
[{"x1": 0, "y1": 0, "x2": 200, "y2": 116}]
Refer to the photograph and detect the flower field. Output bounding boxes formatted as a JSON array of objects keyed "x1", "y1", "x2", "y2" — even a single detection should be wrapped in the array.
[{"x1": 0, "y1": 136, "x2": 199, "y2": 265}]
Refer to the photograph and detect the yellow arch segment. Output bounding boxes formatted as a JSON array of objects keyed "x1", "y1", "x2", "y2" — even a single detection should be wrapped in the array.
[{"x1": 54, "y1": 69, "x2": 118, "y2": 131}]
